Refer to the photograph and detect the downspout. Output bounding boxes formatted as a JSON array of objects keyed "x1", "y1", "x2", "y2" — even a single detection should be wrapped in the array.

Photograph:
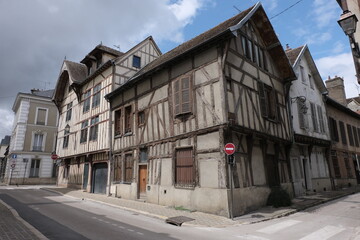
[
  {"x1": 284, "y1": 81, "x2": 295, "y2": 188},
  {"x1": 106, "y1": 61, "x2": 116, "y2": 196}
]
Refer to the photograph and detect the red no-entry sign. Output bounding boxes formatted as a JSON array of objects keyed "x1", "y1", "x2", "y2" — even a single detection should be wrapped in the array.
[
  {"x1": 224, "y1": 143, "x2": 235, "y2": 155},
  {"x1": 51, "y1": 154, "x2": 58, "y2": 160}
]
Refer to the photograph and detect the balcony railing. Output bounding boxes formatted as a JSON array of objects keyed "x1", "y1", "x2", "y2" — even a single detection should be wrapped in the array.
[{"x1": 32, "y1": 146, "x2": 43, "y2": 152}]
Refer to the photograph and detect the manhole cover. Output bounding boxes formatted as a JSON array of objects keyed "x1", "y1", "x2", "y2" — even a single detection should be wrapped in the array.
[{"x1": 165, "y1": 216, "x2": 195, "y2": 226}]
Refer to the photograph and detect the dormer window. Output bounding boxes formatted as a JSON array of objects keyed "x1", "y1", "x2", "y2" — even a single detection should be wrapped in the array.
[
  {"x1": 133, "y1": 55, "x2": 141, "y2": 68},
  {"x1": 96, "y1": 57, "x2": 102, "y2": 68},
  {"x1": 88, "y1": 66, "x2": 92, "y2": 76}
]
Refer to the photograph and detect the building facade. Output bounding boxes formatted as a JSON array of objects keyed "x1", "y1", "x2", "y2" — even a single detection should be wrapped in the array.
[
  {"x1": 4, "y1": 90, "x2": 57, "y2": 185},
  {"x1": 53, "y1": 38, "x2": 161, "y2": 194},
  {"x1": 286, "y1": 45, "x2": 332, "y2": 196},
  {"x1": 326, "y1": 77, "x2": 360, "y2": 187},
  {"x1": 105, "y1": 3, "x2": 296, "y2": 217},
  {"x1": 0, "y1": 135, "x2": 10, "y2": 182}
]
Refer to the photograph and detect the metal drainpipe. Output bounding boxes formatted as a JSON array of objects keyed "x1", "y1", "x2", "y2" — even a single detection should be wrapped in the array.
[{"x1": 106, "y1": 62, "x2": 115, "y2": 196}]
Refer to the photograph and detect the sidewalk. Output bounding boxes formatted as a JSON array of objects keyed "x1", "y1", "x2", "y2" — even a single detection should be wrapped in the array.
[
  {"x1": 0, "y1": 200, "x2": 47, "y2": 240},
  {"x1": 43, "y1": 186, "x2": 360, "y2": 227}
]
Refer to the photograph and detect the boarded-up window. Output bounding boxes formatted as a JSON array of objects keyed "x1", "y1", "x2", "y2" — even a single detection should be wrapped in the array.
[
  {"x1": 339, "y1": 121, "x2": 347, "y2": 144},
  {"x1": 173, "y1": 76, "x2": 192, "y2": 116},
  {"x1": 124, "y1": 154, "x2": 133, "y2": 183},
  {"x1": 347, "y1": 124, "x2": 354, "y2": 146},
  {"x1": 36, "y1": 108, "x2": 47, "y2": 125},
  {"x1": 317, "y1": 105, "x2": 325, "y2": 133},
  {"x1": 125, "y1": 106, "x2": 132, "y2": 133},
  {"x1": 331, "y1": 150, "x2": 341, "y2": 178},
  {"x1": 114, "y1": 155, "x2": 122, "y2": 182},
  {"x1": 175, "y1": 148, "x2": 194, "y2": 187},
  {"x1": 353, "y1": 126, "x2": 359, "y2": 147},
  {"x1": 114, "y1": 109, "x2": 122, "y2": 136},
  {"x1": 310, "y1": 102, "x2": 318, "y2": 132},
  {"x1": 258, "y1": 82, "x2": 278, "y2": 121}
]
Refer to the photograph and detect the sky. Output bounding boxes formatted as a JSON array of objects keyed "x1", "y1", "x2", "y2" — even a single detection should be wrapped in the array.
[{"x1": 0, "y1": 0, "x2": 356, "y2": 139}]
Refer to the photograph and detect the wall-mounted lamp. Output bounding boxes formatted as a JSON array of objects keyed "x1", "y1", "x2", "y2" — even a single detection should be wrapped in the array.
[{"x1": 291, "y1": 96, "x2": 308, "y2": 114}]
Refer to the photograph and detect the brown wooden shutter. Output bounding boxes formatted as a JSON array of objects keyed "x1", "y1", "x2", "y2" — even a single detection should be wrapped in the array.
[
  {"x1": 125, "y1": 106, "x2": 132, "y2": 133},
  {"x1": 175, "y1": 148, "x2": 194, "y2": 186},
  {"x1": 115, "y1": 110, "x2": 121, "y2": 135},
  {"x1": 173, "y1": 79, "x2": 180, "y2": 115},
  {"x1": 310, "y1": 103, "x2": 318, "y2": 132},
  {"x1": 258, "y1": 82, "x2": 267, "y2": 117},
  {"x1": 339, "y1": 121, "x2": 346, "y2": 144},
  {"x1": 125, "y1": 154, "x2": 133, "y2": 182},
  {"x1": 181, "y1": 77, "x2": 191, "y2": 114}
]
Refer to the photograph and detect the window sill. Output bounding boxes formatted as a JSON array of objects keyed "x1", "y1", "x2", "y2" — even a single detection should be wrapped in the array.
[
  {"x1": 114, "y1": 134, "x2": 122, "y2": 139},
  {"x1": 124, "y1": 132, "x2": 133, "y2": 137},
  {"x1": 174, "y1": 184, "x2": 195, "y2": 190}
]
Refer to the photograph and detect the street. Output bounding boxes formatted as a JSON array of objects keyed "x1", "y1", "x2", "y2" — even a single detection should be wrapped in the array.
[{"x1": 1, "y1": 186, "x2": 360, "y2": 240}]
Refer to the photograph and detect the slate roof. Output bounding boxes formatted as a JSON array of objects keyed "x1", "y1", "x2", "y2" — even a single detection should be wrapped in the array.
[
  {"x1": 0, "y1": 135, "x2": 10, "y2": 145},
  {"x1": 81, "y1": 44, "x2": 123, "y2": 63},
  {"x1": 31, "y1": 89, "x2": 55, "y2": 98},
  {"x1": 285, "y1": 46, "x2": 303, "y2": 66}
]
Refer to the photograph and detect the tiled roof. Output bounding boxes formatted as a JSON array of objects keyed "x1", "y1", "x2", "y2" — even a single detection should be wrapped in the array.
[
  {"x1": 347, "y1": 96, "x2": 360, "y2": 104},
  {"x1": 63, "y1": 60, "x2": 88, "y2": 84},
  {"x1": 285, "y1": 46, "x2": 304, "y2": 66}
]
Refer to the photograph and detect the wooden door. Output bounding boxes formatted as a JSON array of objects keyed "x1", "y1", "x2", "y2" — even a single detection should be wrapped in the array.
[
  {"x1": 139, "y1": 165, "x2": 147, "y2": 195},
  {"x1": 92, "y1": 163, "x2": 108, "y2": 194}
]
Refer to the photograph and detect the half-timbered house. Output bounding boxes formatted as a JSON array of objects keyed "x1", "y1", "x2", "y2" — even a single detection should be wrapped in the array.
[
  {"x1": 105, "y1": 3, "x2": 296, "y2": 217},
  {"x1": 53, "y1": 37, "x2": 161, "y2": 194},
  {"x1": 285, "y1": 45, "x2": 332, "y2": 196}
]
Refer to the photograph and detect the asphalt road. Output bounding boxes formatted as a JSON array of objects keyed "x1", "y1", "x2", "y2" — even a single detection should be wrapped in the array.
[{"x1": 1, "y1": 186, "x2": 360, "y2": 240}]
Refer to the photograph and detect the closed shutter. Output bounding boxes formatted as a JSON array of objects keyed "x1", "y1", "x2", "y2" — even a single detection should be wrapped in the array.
[
  {"x1": 298, "y1": 101, "x2": 305, "y2": 129},
  {"x1": 174, "y1": 79, "x2": 180, "y2": 115},
  {"x1": 353, "y1": 126, "x2": 359, "y2": 147},
  {"x1": 114, "y1": 110, "x2": 121, "y2": 135},
  {"x1": 310, "y1": 103, "x2": 318, "y2": 132},
  {"x1": 317, "y1": 105, "x2": 325, "y2": 133},
  {"x1": 175, "y1": 148, "x2": 194, "y2": 187},
  {"x1": 347, "y1": 124, "x2": 354, "y2": 146},
  {"x1": 114, "y1": 155, "x2": 122, "y2": 182},
  {"x1": 181, "y1": 77, "x2": 191, "y2": 114},
  {"x1": 258, "y1": 82, "x2": 267, "y2": 117},
  {"x1": 125, "y1": 154, "x2": 133, "y2": 182},
  {"x1": 339, "y1": 121, "x2": 347, "y2": 144}
]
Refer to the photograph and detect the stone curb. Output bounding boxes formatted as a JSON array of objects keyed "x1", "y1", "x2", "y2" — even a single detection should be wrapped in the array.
[{"x1": 0, "y1": 199, "x2": 48, "y2": 240}]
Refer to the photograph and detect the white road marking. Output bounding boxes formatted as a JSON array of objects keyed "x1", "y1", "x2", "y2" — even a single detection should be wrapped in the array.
[
  {"x1": 137, "y1": 232, "x2": 144, "y2": 235},
  {"x1": 299, "y1": 225, "x2": 345, "y2": 240},
  {"x1": 127, "y1": 229, "x2": 134, "y2": 232},
  {"x1": 112, "y1": 223, "x2": 117, "y2": 226},
  {"x1": 236, "y1": 235, "x2": 269, "y2": 240},
  {"x1": 119, "y1": 226, "x2": 125, "y2": 229},
  {"x1": 257, "y1": 220, "x2": 301, "y2": 234}
]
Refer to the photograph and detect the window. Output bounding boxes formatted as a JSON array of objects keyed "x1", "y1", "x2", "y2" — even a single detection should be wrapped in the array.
[
  {"x1": 347, "y1": 124, "x2": 354, "y2": 146},
  {"x1": 96, "y1": 57, "x2": 102, "y2": 68},
  {"x1": 65, "y1": 102, "x2": 72, "y2": 121},
  {"x1": 173, "y1": 76, "x2": 192, "y2": 116},
  {"x1": 241, "y1": 35, "x2": 267, "y2": 70},
  {"x1": 310, "y1": 102, "x2": 318, "y2": 132},
  {"x1": 353, "y1": 126, "x2": 359, "y2": 147},
  {"x1": 82, "y1": 90, "x2": 91, "y2": 113},
  {"x1": 339, "y1": 121, "x2": 347, "y2": 144},
  {"x1": 125, "y1": 106, "x2": 132, "y2": 133},
  {"x1": 114, "y1": 109, "x2": 122, "y2": 136},
  {"x1": 92, "y1": 84, "x2": 101, "y2": 108},
  {"x1": 175, "y1": 148, "x2": 194, "y2": 187},
  {"x1": 258, "y1": 82, "x2": 278, "y2": 121},
  {"x1": 139, "y1": 148, "x2": 148, "y2": 163},
  {"x1": 241, "y1": 35, "x2": 249, "y2": 59},
  {"x1": 138, "y1": 111, "x2": 145, "y2": 126},
  {"x1": 331, "y1": 151, "x2": 341, "y2": 178},
  {"x1": 80, "y1": 120, "x2": 88, "y2": 143},
  {"x1": 226, "y1": 78, "x2": 233, "y2": 92},
  {"x1": 344, "y1": 152, "x2": 353, "y2": 178},
  {"x1": 300, "y1": 66, "x2": 306, "y2": 84},
  {"x1": 133, "y1": 55, "x2": 141, "y2": 68},
  {"x1": 63, "y1": 126, "x2": 70, "y2": 148},
  {"x1": 317, "y1": 105, "x2": 325, "y2": 133},
  {"x1": 329, "y1": 117, "x2": 339, "y2": 142},
  {"x1": 36, "y1": 108, "x2": 47, "y2": 125},
  {"x1": 33, "y1": 133, "x2": 43, "y2": 152},
  {"x1": 297, "y1": 100, "x2": 307, "y2": 129},
  {"x1": 89, "y1": 116, "x2": 99, "y2": 141},
  {"x1": 309, "y1": 74, "x2": 314, "y2": 89},
  {"x1": 124, "y1": 154, "x2": 133, "y2": 182},
  {"x1": 114, "y1": 155, "x2": 122, "y2": 182},
  {"x1": 29, "y1": 159, "x2": 40, "y2": 178}
]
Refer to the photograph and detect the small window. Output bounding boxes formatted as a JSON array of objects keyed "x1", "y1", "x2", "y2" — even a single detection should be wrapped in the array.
[
  {"x1": 297, "y1": 100, "x2": 307, "y2": 129},
  {"x1": 29, "y1": 159, "x2": 40, "y2": 178},
  {"x1": 89, "y1": 116, "x2": 99, "y2": 141},
  {"x1": 353, "y1": 126, "x2": 359, "y2": 147},
  {"x1": 36, "y1": 108, "x2": 47, "y2": 125},
  {"x1": 139, "y1": 148, "x2": 148, "y2": 163},
  {"x1": 63, "y1": 125, "x2": 70, "y2": 148},
  {"x1": 133, "y1": 55, "x2": 141, "y2": 68},
  {"x1": 92, "y1": 84, "x2": 101, "y2": 108},
  {"x1": 80, "y1": 120, "x2": 88, "y2": 143},
  {"x1": 309, "y1": 74, "x2": 314, "y2": 89},
  {"x1": 339, "y1": 121, "x2": 347, "y2": 144},
  {"x1": 125, "y1": 106, "x2": 132, "y2": 134},
  {"x1": 258, "y1": 82, "x2": 278, "y2": 121},
  {"x1": 226, "y1": 78, "x2": 232, "y2": 92},
  {"x1": 114, "y1": 109, "x2": 122, "y2": 136},
  {"x1": 310, "y1": 102, "x2": 319, "y2": 132},
  {"x1": 317, "y1": 105, "x2": 325, "y2": 133},
  {"x1": 347, "y1": 124, "x2": 354, "y2": 146},
  {"x1": 96, "y1": 57, "x2": 102, "y2": 68},
  {"x1": 300, "y1": 66, "x2": 306, "y2": 84},
  {"x1": 138, "y1": 111, "x2": 145, "y2": 126},
  {"x1": 329, "y1": 117, "x2": 339, "y2": 142},
  {"x1": 83, "y1": 90, "x2": 91, "y2": 113},
  {"x1": 173, "y1": 76, "x2": 192, "y2": 116},
  {"x1": 65, "y1": 102, "x2": 72, "y2": 122}
]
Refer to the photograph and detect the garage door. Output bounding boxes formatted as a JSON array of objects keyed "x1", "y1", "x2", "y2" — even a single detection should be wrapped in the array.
[{"x1": 92, "y1": 163, "x2": 108, "y2": 194}]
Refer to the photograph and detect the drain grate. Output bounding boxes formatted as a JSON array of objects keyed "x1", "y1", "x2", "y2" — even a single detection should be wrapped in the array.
[{"x1": 165, "y1": 216, "x2": 195, "y2": 226}]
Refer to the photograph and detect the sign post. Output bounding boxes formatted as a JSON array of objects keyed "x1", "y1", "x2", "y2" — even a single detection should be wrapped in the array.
[{"x1": 224, "y1": 143, "x2": 235, "y2": 220}]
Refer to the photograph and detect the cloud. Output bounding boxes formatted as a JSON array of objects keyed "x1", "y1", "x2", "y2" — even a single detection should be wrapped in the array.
[
  {"x1": 262, "y1": 0, "x2": 278, "y2": 12},
  {"x1": 0, "y1": 109, "x2": 14, "y2": 138},
  {"x1": 305, "y1": 32, "x2": 332, "y2": 45},
  {"x1": 312, "y1": 0, "x2": 339, "y2": 28},
  {"x1": 315, "y1": 52, "x2": 359, "y2": 98},
  {"x1": 0, "y1": 0, "x2": 205, "y2": 137}
]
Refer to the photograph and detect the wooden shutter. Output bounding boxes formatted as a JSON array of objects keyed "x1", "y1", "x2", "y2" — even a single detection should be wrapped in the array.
[
  {"x1": 175, "y1": 148, "x2": 194, "y2": 187},
  {"x1": 317, "y1": 105, "x2": 324, "y2": 133},
  {"x1": 310, "y1": 103, "x2": 318, "y2": 132},
  {"x1": 181, "y1": 77, "x2": 191, "y2": 114},
  {"x1": 258, "y1": 82, "x2": 267, "y2": 117},
  {"x1": 125, "y1": 106, "x2": 132, "y2": 133},
  {"x1": 298, "y1": 101, "x2": 305, "y2": 129},
  {"x1": 174, "y1": 79, "x2": 180, "y2": 115},
  {"x1": 347, "y1": 124, "x2": 354, "y2": 146},
  {"x1": 125, "y1": 154, "x2": 133, "y2": 182},
  {"x1": 115, "y1": 110, "x2": 121, "y2": 135},
  {"x1": 353, "y1": 126, "x2": 359, "y2": 147},
  {"x1": 339, "y1": 121, "x2": 347, "y2": 144}
]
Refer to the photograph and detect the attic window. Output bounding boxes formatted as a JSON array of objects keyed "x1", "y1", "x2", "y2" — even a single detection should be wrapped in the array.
[
  {"x1": 133, "y1": 55, "x2": 141, "y2": 68},
  {"x1": 96, "y1": 57, "x2": 102, "y2": 68}
]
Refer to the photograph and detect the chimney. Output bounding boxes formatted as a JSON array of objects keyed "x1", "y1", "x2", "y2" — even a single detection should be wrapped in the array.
[
  {"x1": 30, "y1": 88, "x2": 40, "y2": 94},
  {"x1": 325, "y1": 76, "x2": 347, "y2": 106},
  {"x1": 285, "y1": 44, "x2": 291, "y2": 51}
]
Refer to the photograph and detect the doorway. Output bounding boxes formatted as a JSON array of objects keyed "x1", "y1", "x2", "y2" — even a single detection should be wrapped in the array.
[
  {"x1": 92, "y1": 163, "x2": 108, "y2": 194},
  {"x1": 138, "y1": 165, "x2": 147, "y2": 198}
]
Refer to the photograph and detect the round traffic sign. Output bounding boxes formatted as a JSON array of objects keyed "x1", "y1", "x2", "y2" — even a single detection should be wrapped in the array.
[
  {"x1": 51, "y1": 154, "x2": 58, "y2": 160},
  {"x1": 10, "y1": 164, "x2": 15, "y2": 169},
  {"x1": 224, "y1": 143, "x2": 236, "y2": 155}
]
